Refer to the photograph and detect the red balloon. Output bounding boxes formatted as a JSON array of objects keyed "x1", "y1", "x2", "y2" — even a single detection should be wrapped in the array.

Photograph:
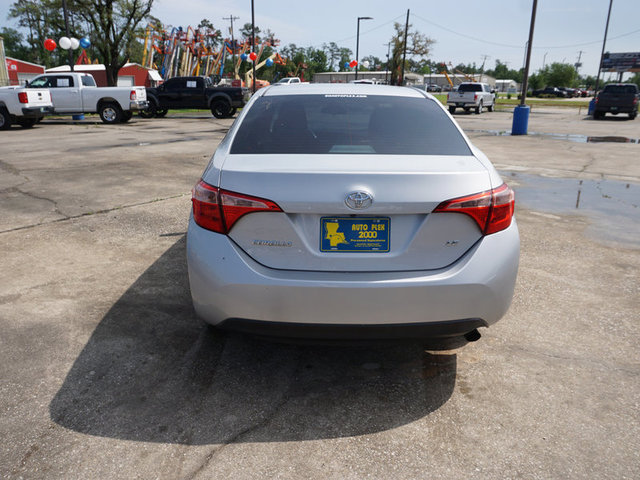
[
  {"x1": 349, "y1": 60, "x2": 357, "y2": 68},
  {"x1": 249, "y1": 52, "x2": 257, "y2": 61},
  {"x1": 44, "y1": 38, "x2": 57, "y2": 52}
]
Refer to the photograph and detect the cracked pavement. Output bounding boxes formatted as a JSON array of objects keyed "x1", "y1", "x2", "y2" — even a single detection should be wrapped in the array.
[{"x1": 1, "y1": 110, "x2": 639, "y2": 479}]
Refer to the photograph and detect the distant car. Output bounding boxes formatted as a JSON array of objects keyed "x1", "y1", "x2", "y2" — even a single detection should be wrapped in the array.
[
  {"x1": 276, "y1": 77, "x2": 303, "y2": 85},
  {"x1": 532, "y1": 87, "x2": 566, "y2": 98},
  {"x1": 427, "y1": 84, "x2": 442, "y2": 92},
  {"x1": 187, "y1": 84, "x2": 520, "y2": 343}
]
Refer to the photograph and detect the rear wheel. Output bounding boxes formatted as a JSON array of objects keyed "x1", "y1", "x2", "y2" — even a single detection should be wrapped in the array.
[
  {"x1": 138, "y1": 102, "x2": 157, "y2": 118},
  {"x1": 155, "y1": 108, "x2": 168, "y2": 118},
  {"x1": 488, "y1": 101, "x2": 494, "y2": 112},
  {"x1": 225, "y1": 107, "x2": 237, "y2": 118},
  {"x1": 475, "y1": 101, "x2": 483, "y2": 114},
  {"x1": 211, "y1": 99, "x2": 231, "y2": 118},
  {"x1": 448, "y1": 106, "x2": 456, "y2": 114},
  {"x1": 99, "y1": 102, "x2": 122, "y2": 124},
  {"x1": 629, "y1": 111, "x2": 637, "y2": 120},
  {"x1": 0, "y1": 108, "x2": 13, "y2": 130},
  {"x1": 17, "y1": 118, "x2": 37, "y2": 128}
]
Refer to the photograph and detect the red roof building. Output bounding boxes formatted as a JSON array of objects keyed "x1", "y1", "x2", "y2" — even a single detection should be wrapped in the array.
[{"x1": 5, "y1": 57, "x2": 46, "y2": 85}]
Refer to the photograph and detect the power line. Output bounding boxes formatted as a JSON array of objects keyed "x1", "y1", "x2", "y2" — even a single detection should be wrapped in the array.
[{"x1": 411, "y1": 13, "x2": 640, "y2": 50}]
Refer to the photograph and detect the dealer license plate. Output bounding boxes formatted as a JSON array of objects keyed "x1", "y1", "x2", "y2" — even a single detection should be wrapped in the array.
[{"x1": 320, "y1": 217, "x2": 390, "y2": 253}]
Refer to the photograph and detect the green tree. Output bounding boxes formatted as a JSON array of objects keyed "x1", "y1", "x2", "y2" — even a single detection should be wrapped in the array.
[
  {"x1": 0, "y1": 27, "x2": 30, "y2": 60},
  {"x1": 388, "y1": 22, "x2": 434, "y2": 85},
  {"x1": 627, "y1": 73, "x2": 640, "y2": 89},
  {"x1": 545, "y1": 62, "x2": 578, "y2": 87}
]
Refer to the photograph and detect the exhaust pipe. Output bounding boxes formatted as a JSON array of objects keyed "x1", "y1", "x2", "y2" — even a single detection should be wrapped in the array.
[{"x1": 464, "y1": 329, "x2": 481, "y2": 342}]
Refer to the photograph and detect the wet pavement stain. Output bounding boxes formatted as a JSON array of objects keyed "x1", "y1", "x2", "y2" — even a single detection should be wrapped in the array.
[
  {"x1": 503, "y1": 171, "x2": 640, "y2": 248},
  {"x1": 467, "y1": 129, "x2": 640, "y2": 144}
]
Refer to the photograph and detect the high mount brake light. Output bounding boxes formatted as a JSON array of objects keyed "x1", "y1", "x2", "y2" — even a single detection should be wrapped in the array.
[
  {"x1": 434, "y1": 183, "x2": 515, "y2": 235},
  {"x1": 192, "y1": 180, "x2": 282, "y2": 234}
]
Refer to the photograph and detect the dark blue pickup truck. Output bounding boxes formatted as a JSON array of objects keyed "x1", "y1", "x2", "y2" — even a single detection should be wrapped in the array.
[{"x1": 141, "y1": 76, "x2": 248, "y2": 119}]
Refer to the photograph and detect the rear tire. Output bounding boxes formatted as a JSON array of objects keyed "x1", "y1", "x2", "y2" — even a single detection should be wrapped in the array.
[
  {"x1": 99, "y1": 102, "x2": 122, "y2": 124},
  {"x1": 138, "y1": 102, "x2": 157, "y2": 118},
  {"x1": 225, "y1": 107, "x2": 237, "y2": 118},
  {"x1": 155, "y1": 108, "x2": 168, "y2": 118},
  {"x1": 17, "y1": 118, "x2": 37, "y2": 128},
  {"x1": 211, "y1": 99, "x2": 231, "y2": 118},
  {"x1": 629, "y1": 111, "x2": 637, "y2": 120},
  {"x1": 0, "y1": 108, "x2": 13, "y2": 130},
  {"x1": 488, "y1": 101, "x2": 494, "y2": 112},
  {"x1": 448, "y1": 106, "x2": 456, "y2": 114},
  {"x1": 475, "y1": 101, "x2": 483, "y2": 114}
]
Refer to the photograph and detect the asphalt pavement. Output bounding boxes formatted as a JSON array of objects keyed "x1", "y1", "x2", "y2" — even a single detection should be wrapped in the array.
[{"x1": 1, "y1": 107, "x2": 638, "y2": 479}]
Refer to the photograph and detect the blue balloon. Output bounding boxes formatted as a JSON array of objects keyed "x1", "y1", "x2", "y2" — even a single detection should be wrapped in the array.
[
  {"x1": 79, "y1": 37, "x2": 91, "y2": 49},
  {"x1": 344, "y1": 62, "x2": 350, "y2": 69},
  {"x1": 240, "y1": 53, "x2": 248, "y2": 61},
  {"x1": 265, "y1": 58, "x2": 274, "y2": 67}
]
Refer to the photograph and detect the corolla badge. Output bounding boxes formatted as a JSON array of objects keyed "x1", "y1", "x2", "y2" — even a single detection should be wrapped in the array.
[{"x1": 345, "y1": 191, "x2": 373, "y2": 210}]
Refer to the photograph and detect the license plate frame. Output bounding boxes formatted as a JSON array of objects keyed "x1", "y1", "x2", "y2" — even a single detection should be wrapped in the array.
[{"x1": 320, "y1": 217, "x2": 390, "y2": 253}]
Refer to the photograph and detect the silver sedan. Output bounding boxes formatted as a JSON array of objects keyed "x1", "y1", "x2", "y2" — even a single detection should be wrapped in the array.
[{"x1": 187, "y1": 84, "x2": 519, "y2": 343}]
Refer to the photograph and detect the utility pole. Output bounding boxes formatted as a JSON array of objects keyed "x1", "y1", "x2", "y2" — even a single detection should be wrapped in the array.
[
  {"x1": 480, "y1": 54, "x2": 490, "y2": 82},
  {"x1": 400, "y1": 9, "x2": 409, "y2": 86},
  {"x1": 594, "y1": 0, "x2": 613, "y2": 94},
  {"x1": 61, "y1": 0, "x2": 74, "y2": 71},
  {"x1": 384, "y1": 42, "x2": 391, "y2": 84},
  {"x1": 223, "y1": 15, "x2": 240, "y2": 78},
  {"x1": 575, "y1": 50, "x2": 584, "y2": 74},
  {"x1": 512, "y1": 0, "x2": 538, "y2": 135},
  {"x1": 251, "y1": 0, "x2": 256, "y2": 94}
]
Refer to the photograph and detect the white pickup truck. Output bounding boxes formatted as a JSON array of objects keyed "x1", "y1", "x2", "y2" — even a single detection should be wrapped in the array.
[
  {"x1": 0, "y1": 86, "x2": 54, "y2": 130},
  {"x1": 447, "y1": 82, "x2": 495, "y2": 114},
  {"x1": 26, "y1": 72, "x2": 147, "y2": 124}
]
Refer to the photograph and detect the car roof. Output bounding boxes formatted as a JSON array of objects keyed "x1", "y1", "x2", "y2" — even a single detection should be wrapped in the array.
[{"x1": 261, "y1": 83, "x2": 425, "y2": 98}]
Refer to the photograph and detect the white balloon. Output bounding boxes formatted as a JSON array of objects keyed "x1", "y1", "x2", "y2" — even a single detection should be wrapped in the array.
[
  {"x1": 59, "y1": 36, "x2": 71, "y2": 50},
  {"x1": 362, "y1": 60, "x2": 370, "y2": 68},
  {"x1": 69, "y1": 37, "x2": 80, "y2": 50}
]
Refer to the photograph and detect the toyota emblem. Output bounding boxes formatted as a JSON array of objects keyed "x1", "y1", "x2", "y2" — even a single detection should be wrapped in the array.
[{"x1": 345, "y1": 191, "x2": 373, "y2": 210}]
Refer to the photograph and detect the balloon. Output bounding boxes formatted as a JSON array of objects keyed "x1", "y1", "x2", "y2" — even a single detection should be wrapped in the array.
[
  {"x1": 79, "y1": 37, "x2": 91, "y2": 48},
  {"x1": 44, "y1": 38, "x2": 57, "y2": 51},
  {"x1": 344, "y1": 62, "x2": 350, "y2": 69},
  {"x1": 249, "y1": 52, "x2": 257, "y2": 61},
  {"x1": 69, "y1": 37, "x2": 80, "y2": 50},
  {"x1": 349, "y1": 60, "x2": 357, "y2": 68},
  {"x1": 59, "y1": 36, "x2": 71, "y2": 50},
  {"x1": 265, "y1": 58, "x2": 274, "y2": 67},
  {"x1": 362, "y1": 60, "x2": 370, "y2": 68},
  {"x1": 240, "y1": 53, "x2": 248, "y2": 61}
]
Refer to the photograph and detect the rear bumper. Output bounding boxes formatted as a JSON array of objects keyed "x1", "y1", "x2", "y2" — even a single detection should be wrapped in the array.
[
  {"x1": 129, "y1": 100, "x2": 148, "y2": 111},
  {"x1": 595, "y1": 105, "x2": 636, "y2": 114},
  {"x1": 187, "y1": 217, "x2": 520, "y2": 338},
  {"x1": 21, "y1": 106, "x2": 54, "y2": 117}
]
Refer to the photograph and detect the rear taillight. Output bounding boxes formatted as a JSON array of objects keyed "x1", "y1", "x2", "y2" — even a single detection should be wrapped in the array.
[
  {"x1": 474, "y1": 94, "x2": 478, "y2": 101},
  {"x1": 192, "y1": 180, "x2": 282, "y2": 234},
  {"x1": 130, "y1": 90, "x2": 137, "y2": 100},
  {"x1": 18, "y1": 92, "x2": 28, "y2": 103},
  {"x1": 434, "y1": 183, "x2": 515, "y2": 235}
]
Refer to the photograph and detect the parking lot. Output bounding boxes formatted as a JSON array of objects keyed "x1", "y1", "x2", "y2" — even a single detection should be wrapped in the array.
[{"x1": 1, "y1": 107, "x2": 639, "y2": 479}]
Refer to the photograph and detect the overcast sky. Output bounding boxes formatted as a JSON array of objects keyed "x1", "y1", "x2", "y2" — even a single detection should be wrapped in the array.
[{"x1": 2, "y1": 0, "x2": 639, "y2": 79}]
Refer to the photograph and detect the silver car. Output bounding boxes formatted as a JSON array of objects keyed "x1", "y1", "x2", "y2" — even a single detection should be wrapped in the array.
[{"x1": 187, "y1": 84, "x2": 519, "y2": 342}]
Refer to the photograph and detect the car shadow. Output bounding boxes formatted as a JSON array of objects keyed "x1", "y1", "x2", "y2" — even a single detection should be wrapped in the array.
[{"x1": 49, "y1": 237, "x2": 457, "y2": 445}]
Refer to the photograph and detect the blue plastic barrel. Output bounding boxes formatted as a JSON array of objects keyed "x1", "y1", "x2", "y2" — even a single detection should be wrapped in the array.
[
  {"x1": 72, "y1": 114, "x2": 85, "y2": 121},
  {"x1": 588, "y1": 99, "x2": 595, "y2": 116},
  {"x1": 511, "y1": 105, "x2": 530, "y2": 135}
]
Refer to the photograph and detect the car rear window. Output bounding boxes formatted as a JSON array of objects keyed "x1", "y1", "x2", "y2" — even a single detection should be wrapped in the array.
[
  {"x1": 602, "y1": 85, "x2": 638, "y2": 94},
  {"x1": 230, "y1": 94, "x2": 471, "y2": 155},
  {"x1": 457, "y1": 84, "x2": 482, "y2": 92}
]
